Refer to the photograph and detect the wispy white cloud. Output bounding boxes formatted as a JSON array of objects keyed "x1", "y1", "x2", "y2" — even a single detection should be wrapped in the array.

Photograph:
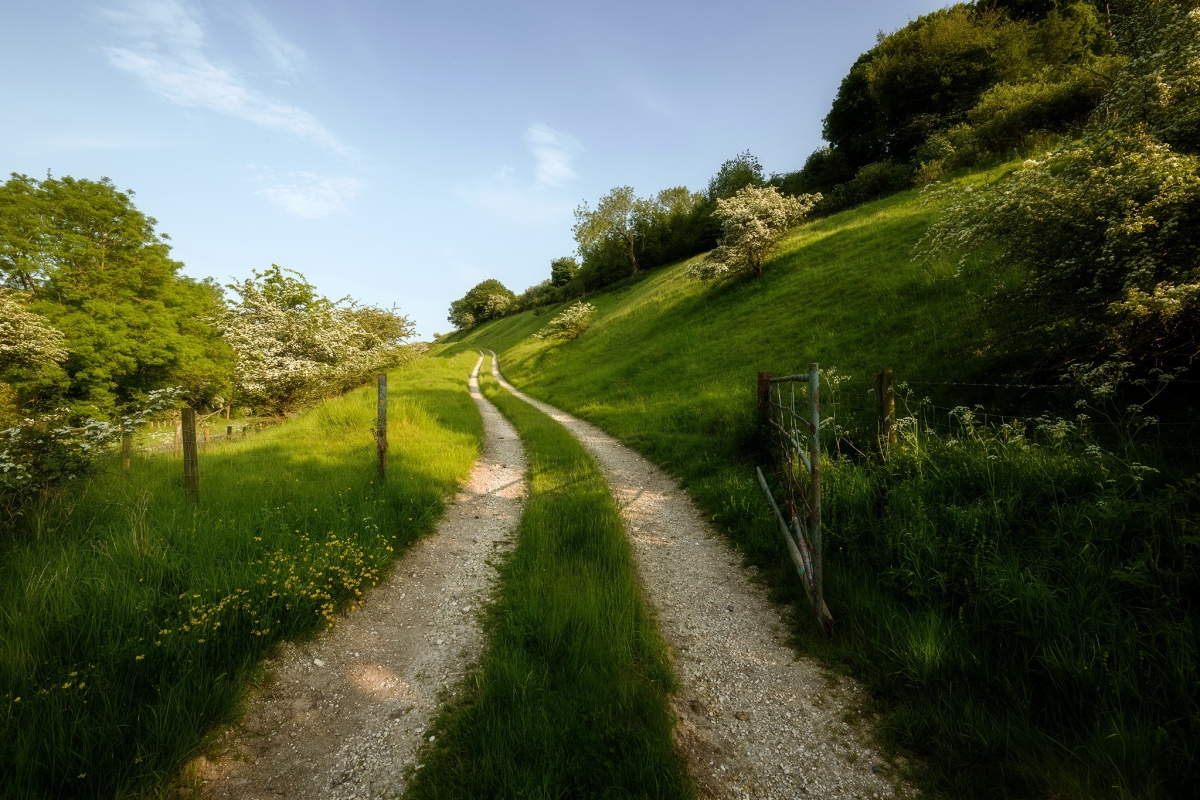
[
  {"x1": 252, "y1": 170, "x2": 363, "y2": 218},
  {"x1": 242, "y1": 7, "x2": 307, "y2": 77},
  {"x1": 524, "y1": 123, "x2": 582, "y2": 187},
  {"x1": 462, "y1": 123, "x2": 583, "y2": 225},
  {"x1": 101, "y1": 0, "x2": 344, "y2": 152}
]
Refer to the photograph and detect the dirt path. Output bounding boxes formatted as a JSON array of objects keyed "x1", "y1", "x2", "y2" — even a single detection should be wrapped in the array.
[
  {"x1": 195, "y1": 355, "x2": 526, "y2": 800},
  {"x1": 490, "y1": 353, "x2": 911, "y2": 800}
]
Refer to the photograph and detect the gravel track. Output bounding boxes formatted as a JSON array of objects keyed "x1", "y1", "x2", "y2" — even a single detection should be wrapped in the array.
[
  {"x1": 490, "y1": 352, "x2": 913, "y2": 800},
  {"x1": 194, "y1": 355, "x2": 526, "y2": 800}
]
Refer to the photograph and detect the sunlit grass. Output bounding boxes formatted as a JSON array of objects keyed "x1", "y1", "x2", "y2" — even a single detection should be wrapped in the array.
[{"x1": 0, "y1": 352, "x2": 482, "y2": 798}]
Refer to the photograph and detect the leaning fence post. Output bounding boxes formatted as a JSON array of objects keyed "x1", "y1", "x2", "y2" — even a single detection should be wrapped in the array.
[
  {"x1": 181, "y1": 408, "x2": 199, "y2": 502},
  {"x1": 376, "y1": 373, "x2": 388, "y2": 481},
  {"x1": 757, "y1": 372, "x2": 773, "y2": 426},
  {"x1": 121, "y1": 430, "x2": 132, "y2": 470},
  {"x1": 808, "y1": 363, "x2": 827, "y2": 625}
]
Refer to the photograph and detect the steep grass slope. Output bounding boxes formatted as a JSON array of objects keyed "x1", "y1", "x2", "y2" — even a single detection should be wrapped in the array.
[{"x1": 438, "y1": 182, "x2": 1200, "y2": 799}]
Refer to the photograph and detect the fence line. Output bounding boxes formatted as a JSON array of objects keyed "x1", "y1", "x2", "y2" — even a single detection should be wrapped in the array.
[{"x1": 123, "y1": 373, "x2": 393, "y2": 500}]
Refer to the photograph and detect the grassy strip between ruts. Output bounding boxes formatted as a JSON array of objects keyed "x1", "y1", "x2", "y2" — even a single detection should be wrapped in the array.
[
  {"x1": 407, "y1": 357, "x2": 693, "y2": 800},
  {"x1": 0, "y1": 352, "x2": 482, "y2": 799}
]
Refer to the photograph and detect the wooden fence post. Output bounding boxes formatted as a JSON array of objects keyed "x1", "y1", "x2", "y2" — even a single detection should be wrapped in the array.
[
  {"x1": 875, "y1": 367, "x2": 896, "y2": 447},
  {"x1": 808, "y1": 363, "x2": 826, "y2": 627},
  {"x1": 757, "y1": 372, "x2": 773, "y2": 426},
  {"x1": 377, "y1": 374, "x2": 388, "y2": 481},
  {"x1": 226, "y1": 424, "x2": 233, "y2": 437},
  {"x1": 182, "y1": 408, "x2": 199, "y2": 502},
  {"x1": 173, "y1": 412, "x2": 182, "y2": 457},
  {"x1": 121, "y1": 431, "x2": 132, "y2": 470}
]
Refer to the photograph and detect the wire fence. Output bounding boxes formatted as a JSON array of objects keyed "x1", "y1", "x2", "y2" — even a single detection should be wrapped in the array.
[{"x1": 121, "y1": 375, "x2": 393, "y2": 501}]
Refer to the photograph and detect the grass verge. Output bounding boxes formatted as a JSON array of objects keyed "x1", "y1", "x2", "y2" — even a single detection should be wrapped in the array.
[
  {"x1": 407, "y1": 357, "x2": 692, "y2": 800},
  {"x1": 0, "y1": 352, "x2": 482, "y2": 799}
]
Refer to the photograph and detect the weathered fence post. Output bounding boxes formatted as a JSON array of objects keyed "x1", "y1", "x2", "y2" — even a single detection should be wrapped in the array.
[
  {"x1": 875, "y1": 367, "x2": 896, "y2": 447},
  {"x1": 181, "y1": 408, "x2": 199, "y2": 502},
  {"x1": 226, "y1": 424, "x2": 233, "y2": 438},
  {"x1": 376, "y1": 373, "x2": 388, "y2": 481},
  {"x1": 757, "y1": 372, "x2": 773, "y2": 426},
  {"x1": 808, "y1": 363, "x2": 826, "y2": 624},
  {"x1": 173, "y1": 412, "x2": 182, "y2": 457},
  {"x1": 121, "y1": 430, "x2": 132, "y2": 470}
]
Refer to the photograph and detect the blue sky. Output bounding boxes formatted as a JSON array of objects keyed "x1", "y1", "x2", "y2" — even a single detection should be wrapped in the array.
[{"x1": 1, "y1": 0, "x2": 946, "y2": 337}]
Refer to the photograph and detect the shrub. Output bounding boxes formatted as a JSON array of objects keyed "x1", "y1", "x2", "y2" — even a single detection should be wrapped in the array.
[
  {"x1": 687, "y1": 186, "x2": 820, "y2": 279},
  {"x1": 534, "y1": 302, "x2": 596, "y2": 341}
]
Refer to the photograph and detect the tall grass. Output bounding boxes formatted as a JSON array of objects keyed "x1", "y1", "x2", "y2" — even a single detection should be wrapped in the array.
[
  {"x1": 408, "y1": 360, "x2": 692, "y2": 800},
  {"x1": 439, "y1": 181, "x2": 1200, "y2": 797},
  {"x1": 814, "y1": 421, "x2": 1200, "y2": 799},
  {"x1": 0, "y1": 353, "x2": 482, "y2": 798}
]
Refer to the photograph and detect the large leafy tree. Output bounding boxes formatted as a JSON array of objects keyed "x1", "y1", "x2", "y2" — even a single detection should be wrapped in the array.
[
  {"x1": 447, "y1": 279, "x2": 516, "y2": 329},
  {"x1": 573, "y1": 187, "x2": 657, "y2": 277},
  {"x1": 0, "y1": 174, "x2": 230, "y2": 415}
]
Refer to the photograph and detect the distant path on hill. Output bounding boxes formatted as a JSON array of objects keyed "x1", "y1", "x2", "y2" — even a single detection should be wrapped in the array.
[
  {"x1": 490, "y1": 352, "x2": 911, "y2": 800},
  {"x1": 195, "y1": 355, "x2": 526, "y2": 800}
]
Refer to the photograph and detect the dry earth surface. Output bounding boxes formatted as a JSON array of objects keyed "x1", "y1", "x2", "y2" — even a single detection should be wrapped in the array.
[
  {"x1": 190, "y1": 355, "x2": 525, "y2": 800},
  {"x1": 491, "y1": 353, "x2": 915, "y2": 800}
]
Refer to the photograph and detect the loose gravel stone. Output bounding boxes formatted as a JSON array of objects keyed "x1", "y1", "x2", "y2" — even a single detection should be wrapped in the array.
[
  {"x1": 194, "y1": 355, "x2": 525, "y2": 799},
  {"x1": 491, "y1": 353, "x2": 916, "y2": 800}
]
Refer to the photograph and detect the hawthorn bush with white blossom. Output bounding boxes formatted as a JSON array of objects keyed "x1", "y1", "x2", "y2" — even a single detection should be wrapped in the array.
[
  {"x1": 918, "y1": 0, "x2": 1200, "y2": 367},
  {"x1": 534, "y1": 302, "x2": 596, "y2": 341},
  {"x1": 217, "y1": 266, "x2": 417, "y2": 415},
  {"x1": 687, "y1": 186, "x2": 820, "y2": 280}
]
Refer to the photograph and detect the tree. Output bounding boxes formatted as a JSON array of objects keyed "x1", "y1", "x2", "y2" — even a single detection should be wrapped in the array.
[
  {"x1": 549, "y1": 256, "x2": 579, "y2": 287},
  {"x1": 687, "y1": 187, "x2": 821, "y2": 280},
  {"x1": 0, "y1": 174, "x2": 231, "y2": 416},
  {"x1": 447, "y1": 279, "x2": 516, "y2": 329},
  {"x1": 218, "y1": 266, "x2": 414, "y2": 415},
  {"x1": 918, "y1": 0, "x2": 1200, "y2": 367},
  {"x1": 573, "y1": 187, "x2": 654, "y2": 277},
  {"x1": 707, "y1": 151, "x2": 766, "y2": 201}
]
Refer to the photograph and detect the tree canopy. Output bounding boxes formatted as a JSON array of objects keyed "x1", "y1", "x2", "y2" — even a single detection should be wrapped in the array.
[
  {"x1": 448, "y1": 279, "x2": 516, "y2": 329},
  {"x1": 0, "y1": 174, "x2": 230, "y2": 416}
]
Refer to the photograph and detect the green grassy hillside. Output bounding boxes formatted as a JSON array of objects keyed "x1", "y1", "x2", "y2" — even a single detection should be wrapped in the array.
[{"x1": 438, "y1": 180, "x2": 1200, "y2": 799}]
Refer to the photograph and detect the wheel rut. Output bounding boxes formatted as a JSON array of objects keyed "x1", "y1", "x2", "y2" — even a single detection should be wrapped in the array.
[
  {"x1": 490, "y1": 352, "x2": 912, "y2": 800},
  {"x1": 194, "y1": 354, "x2": 526, "y2": 800}
]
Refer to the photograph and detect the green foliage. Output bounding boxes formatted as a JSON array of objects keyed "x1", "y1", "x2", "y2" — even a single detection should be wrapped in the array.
[
  {"x1": 410, "y1": 362, "x2": 691, "y2": 799},
  {"x1": 919, "y1": 0, "x2": 1200, "y2": 369},
  {"x1": 799, "y1": 2, "x2": 1116, "y2": 215},
  {"x1": 0, "y1": 353, "x2": 481, "y2": 797},
  {"x1": 706, "y1": 150, "x2": 766, "y2": 200},
  {"x1": 549, "y1": 256, "x2": 579, "y2": 287},
  {"x1": 447, "y1": 278, "x2": 516, "y2": 329},
  {"x1": 0, "y1": 175, "x2": 231, "y2": 417}
]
